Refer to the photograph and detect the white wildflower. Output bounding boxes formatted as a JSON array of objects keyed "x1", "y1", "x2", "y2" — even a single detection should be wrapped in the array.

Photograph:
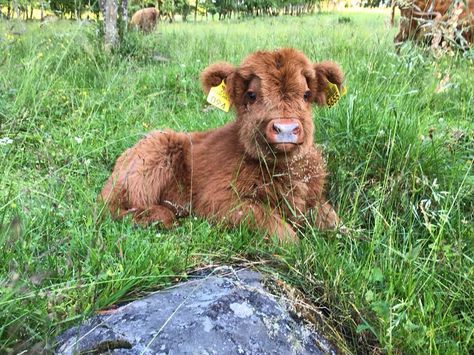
[
  {"x1": 74, "y1": 136, "x2": 83, "y2": 144},
  {"x1": 0, "y1": 137, "x2": 13, "y2": 145}
]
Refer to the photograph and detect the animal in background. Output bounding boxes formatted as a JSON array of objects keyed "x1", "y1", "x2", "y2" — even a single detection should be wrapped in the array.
[
  {"x1": 130, "y1": 7, "x2": 159, "y2": 33},
  {"x1": 100, "y1": 48, "x2": 344, "y2": 242},
  {"x1": 391, "y1": 0, "x2": 474, "y2": 46}
]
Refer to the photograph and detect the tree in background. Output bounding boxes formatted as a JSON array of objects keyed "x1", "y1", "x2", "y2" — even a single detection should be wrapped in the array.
[
  {"x1": 161, "y1": 0, "x2": 175, "y2": 22},
  {"x1": 89, "y1": 0, "x2": 102, "y2": 20},
  {"x1": 1, "y1": 0, "x2": 394, "y2": 23},
  {"x1": 98, "y1": 0, "x2": 128, "y2": 49},
  {"x1": 0, "y1": 0, "x2": 10, "y2": 18},
  {"x1": 49, "y1": 0, "x2": 74, "y2": 18},
  {"x1": 5, "y1": 0, "x2": 21, "y2": 19},
  {"x1": 120, "y1": 0, "x2": 128, "y2": 27},
  {"x1": 362, "y1": 0, "x2": 388, "y2": 7},
  {"x1": 39, "y1": 0, "x2": 45, "y2": 20},
  {"x1": 175, "y1": 0, "x2": 191, "y2": 21}
]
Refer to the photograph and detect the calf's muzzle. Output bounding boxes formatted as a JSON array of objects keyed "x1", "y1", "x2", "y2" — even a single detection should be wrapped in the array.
[{"x1": 265, "y1": 119, "x2": 303, "y2": 145}]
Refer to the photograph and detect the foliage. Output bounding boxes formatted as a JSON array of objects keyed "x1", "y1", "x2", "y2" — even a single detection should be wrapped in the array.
[
  {"x1": 0, "y1": 0, "x2": 358, "y2": 21},
  {"x1": 175, "y1": 0, "x2": 192, "y2": 20},
  {"x1": 0, "y1": 12, "x2": 473, "y2": 354}
]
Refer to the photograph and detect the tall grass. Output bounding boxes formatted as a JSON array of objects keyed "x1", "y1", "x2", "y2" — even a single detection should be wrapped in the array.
[{"x1": 0, "y1": 12, "x2": 473, "y2": 353}]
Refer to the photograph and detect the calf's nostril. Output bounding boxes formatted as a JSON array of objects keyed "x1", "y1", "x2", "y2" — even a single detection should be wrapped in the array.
[
  {"x1": 292, "y1": 127, "x2": 301, "y2": 135},
  {"x1": 272, "y1": 124, "x2": 281, "y2": 134}
]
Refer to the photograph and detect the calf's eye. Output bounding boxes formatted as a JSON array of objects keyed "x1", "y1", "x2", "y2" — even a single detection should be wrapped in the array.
[
  {"x1": 246, "y1": 91, "x2": 257, "y2": 102},
  {"x1": 303, "y1": 90, "x2": 311, "y2": 102}
]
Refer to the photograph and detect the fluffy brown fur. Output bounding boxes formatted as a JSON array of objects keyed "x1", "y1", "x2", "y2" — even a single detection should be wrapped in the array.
[
  {"x1": 130, "y1": 7, "x2": 159, "y2": 33},
  {"x1": 100, "y1": 48, "x2": 344, "y2": 242},
  {"x1": 392, "y1": 0, "x2": 474, "y2": 45}
]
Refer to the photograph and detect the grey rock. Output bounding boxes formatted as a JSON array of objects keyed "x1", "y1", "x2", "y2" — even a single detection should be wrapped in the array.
[{"x1": 56, "y1": 267, "x2": 336, "y2": 355}]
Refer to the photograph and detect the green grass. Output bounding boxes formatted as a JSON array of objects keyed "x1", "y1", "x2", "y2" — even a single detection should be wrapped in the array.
[{"x1": 1, "y1": 12, "x2": 473, "y2": 354}]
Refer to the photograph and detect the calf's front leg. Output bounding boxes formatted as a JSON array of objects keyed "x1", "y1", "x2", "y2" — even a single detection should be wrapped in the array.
[
  {"x1": 224, "y1": 201, "x2": 298, "y2": 243},
  {"x1": 132, "y1": 205, "x2": 177, "y2": 228},
  {"x1": 313, "y1": 201, "x2": 339, "y2": 230}
]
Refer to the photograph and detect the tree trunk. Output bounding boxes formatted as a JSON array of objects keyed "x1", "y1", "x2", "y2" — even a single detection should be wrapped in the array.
[
  {"x1": 13, "y1": 0, "x2": 19, "y2": 19},
  {"x1": 30, "y1": 5, "x2": 33, "y2": 20},
  {"x1": 119, "y1": 0, "x2": 128, "y2": 30},
  {"x1": 40, "y1": 1, "x2": 44, "y2": 21},
  {"x1": 99, "y1": 0, "x2": 105, "y2": 17},
  {"x1": 103, "y1": 0, "x2": 119, "y2": 50},
  {"x1": 194, "y1": 0, "x2": 199, "y2": 22}
]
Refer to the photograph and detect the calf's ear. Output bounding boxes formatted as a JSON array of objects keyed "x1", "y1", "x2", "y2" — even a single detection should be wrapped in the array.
[
  {"x1": 200, "y1": 62, "x2": 235, "y2": 95},
  {"x1": 310, "y1": 61, "x2": 344, "y2": 106}
]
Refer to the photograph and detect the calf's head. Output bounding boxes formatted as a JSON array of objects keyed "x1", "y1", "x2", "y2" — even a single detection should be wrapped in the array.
[{"x1": 200, "y1": 48, "x2": 344, "y2": 160}]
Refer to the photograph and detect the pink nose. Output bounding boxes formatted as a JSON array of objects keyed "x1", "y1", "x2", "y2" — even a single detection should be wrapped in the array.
[{"x1": 265, "y1": 119, "x2": 303, "y2": 144}]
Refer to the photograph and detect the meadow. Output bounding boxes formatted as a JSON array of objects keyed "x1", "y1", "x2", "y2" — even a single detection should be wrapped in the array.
[{"x1": 0, "y1": 10, "x2": 473, "y2": 353}]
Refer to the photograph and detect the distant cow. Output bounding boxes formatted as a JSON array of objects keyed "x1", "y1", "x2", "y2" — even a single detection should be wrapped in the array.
[
  {"x1": 130, "y1": 7, "x2": 159, "y2": 33},
  {"x1": 391, "y1": 0, "x2": 474, "y2": 46}
]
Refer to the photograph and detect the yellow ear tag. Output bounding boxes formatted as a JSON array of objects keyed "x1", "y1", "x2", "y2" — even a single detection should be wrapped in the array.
[
  {"x1": 341, "y1": 85, "x2": 347, "y2": 96},
  {"x1": 207, "y1": 80, "x2": 230, "y2": 112},
  {"x1": 325, "y1": 81, "x2": 347, "y2": 108}
]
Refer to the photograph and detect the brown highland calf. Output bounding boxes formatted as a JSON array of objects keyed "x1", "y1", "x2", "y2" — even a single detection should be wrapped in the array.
[
  {"x1": 100, "y1": 48, "x2": 344, "y2": 242},
  {"x1": 130, "y1": 7, "x2": 159, "y2": 33}
]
